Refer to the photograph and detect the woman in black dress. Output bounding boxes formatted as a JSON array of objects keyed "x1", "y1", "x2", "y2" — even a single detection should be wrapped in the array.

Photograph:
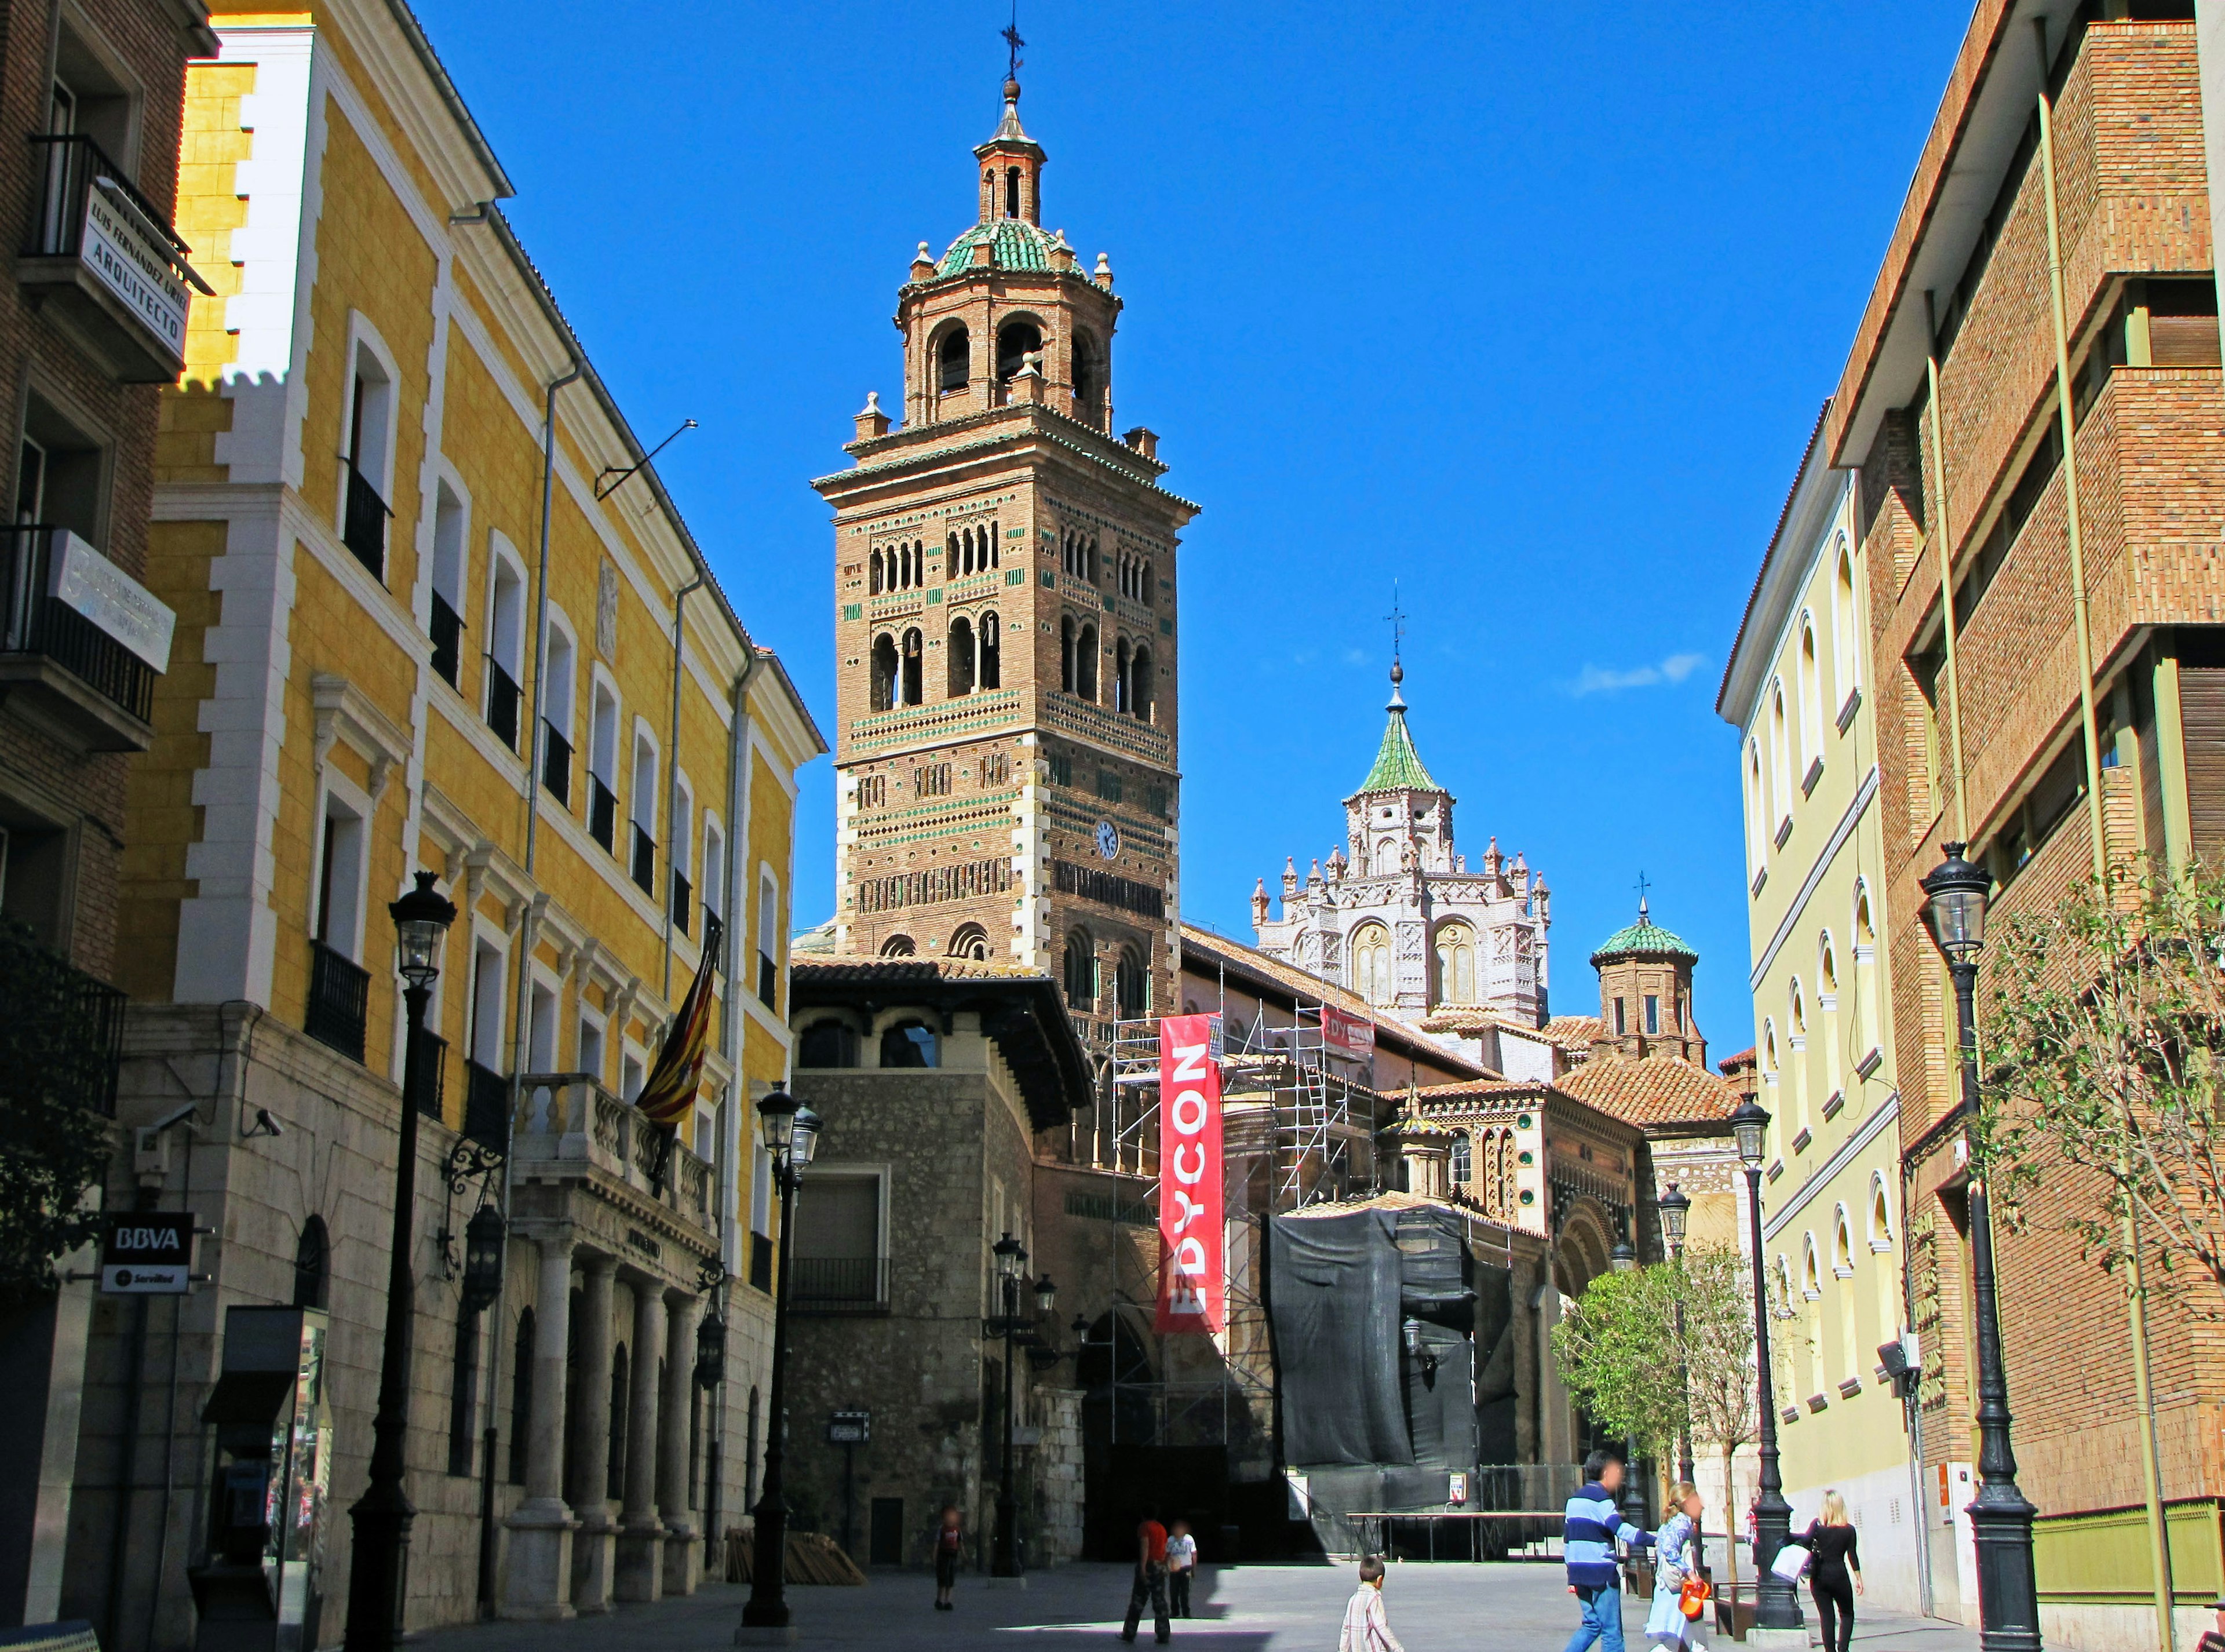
[{"x1": 1802, "y1": 1491, "x2": 1863, "y2": 1652}]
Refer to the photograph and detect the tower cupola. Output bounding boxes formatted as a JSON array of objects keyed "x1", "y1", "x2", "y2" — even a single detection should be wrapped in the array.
[{"x1": 975, "y1": 76, "x2": 1046, "y2": 225}]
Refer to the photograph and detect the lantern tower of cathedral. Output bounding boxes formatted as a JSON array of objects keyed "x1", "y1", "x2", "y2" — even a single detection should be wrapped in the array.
[{"x1": 813, "y1": 68, "x2": 1196, "y2": 1034}]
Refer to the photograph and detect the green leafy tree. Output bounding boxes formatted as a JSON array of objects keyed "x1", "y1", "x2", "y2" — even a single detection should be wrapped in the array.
[
  {"x1": 0, "y1": 920, "x2": 117, "y2": 1303},
  {"x1": 1978, "y1": 857, "x2": 2225, "y2": 1309}
]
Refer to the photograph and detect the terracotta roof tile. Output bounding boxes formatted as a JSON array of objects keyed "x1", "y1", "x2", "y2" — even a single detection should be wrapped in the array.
[
  {"x1": 1541, "y1": 1015, "x2": 1605, "y2": 1048},
  {"x1": 1556, "y1": 1054, "x2": 1742, "y2": 1129}
]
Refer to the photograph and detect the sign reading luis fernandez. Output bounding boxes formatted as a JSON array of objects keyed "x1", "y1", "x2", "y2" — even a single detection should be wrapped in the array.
[{"x1": 101, "y1": 1211, "x2": 191, "y2": 1294}]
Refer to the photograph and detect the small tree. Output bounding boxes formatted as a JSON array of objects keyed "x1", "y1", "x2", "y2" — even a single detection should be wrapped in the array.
[
  {"x1": 1979, "y1": 857, "x2": 2225, "y2": 1310},
  {"x1": 1676, "y1": 1246, "x2": 1766, "y2": 1592},
  {"x1": 0, "y1": 920, "x2": 116, "y2": 1303}
]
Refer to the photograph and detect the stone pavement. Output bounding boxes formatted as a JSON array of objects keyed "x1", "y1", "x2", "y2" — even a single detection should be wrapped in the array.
[{"x1": 417, "y1": 1563, "x2": 1984, "y2": 1651}]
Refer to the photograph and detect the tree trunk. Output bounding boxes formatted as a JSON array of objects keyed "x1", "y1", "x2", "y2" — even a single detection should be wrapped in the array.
[{"x1": 1720, "y1": 1446, "x2": 1739, "y2": 1592}]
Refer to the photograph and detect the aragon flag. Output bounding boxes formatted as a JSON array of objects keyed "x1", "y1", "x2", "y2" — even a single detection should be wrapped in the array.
[{"x1": 636, "y1": 909, "x2": 723, "y2": 1129}]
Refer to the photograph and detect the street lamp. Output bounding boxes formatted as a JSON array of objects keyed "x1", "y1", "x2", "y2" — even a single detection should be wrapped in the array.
[
  {"x1": 741, "y1": 1091, "x2": 819, "y2": 1636},
  {"x1": 1921, "y1": 843, "x2": 2041, "y2": 1652},
  {"x1": 1731, "y1": 1096, "x2": 1801, "y2": 1633},
  {"x1": 344, "y1": 871, "x2": 456, "y2": 1652},
  {"x1": 461, "y1": 1201, "x2": 506, "y2": 1314},
  {"x1": 988, "y1": 1233, "x2": 1039, "y2": 1578},
  {"x1": 1659, "y1": 1183, "x2": 1697, "y2": 1489}
]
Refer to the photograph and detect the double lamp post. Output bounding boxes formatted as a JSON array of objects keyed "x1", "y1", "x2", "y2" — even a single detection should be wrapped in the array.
[{"x1": 987, "y1": 1233, "x2": 1057, "y2": 1578}]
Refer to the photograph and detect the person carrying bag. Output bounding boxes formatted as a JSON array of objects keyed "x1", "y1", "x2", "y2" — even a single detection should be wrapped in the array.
[{"x1": 1645, "y1": 1482, "x2": 1710, "y2": 1649}]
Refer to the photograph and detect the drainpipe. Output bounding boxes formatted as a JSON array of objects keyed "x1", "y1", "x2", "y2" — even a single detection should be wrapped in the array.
[
  {"x1": 477, "y1": 359, "x2": 579, "y2": 1615},
  {"x1": 1921, "y1": 292, "x2": 1970, "y2": 844},
  {"x1": 663, "y1": 575, "x2": 705, "y2": 1001},
  {"x1": 2034, "y1": 25, "x2": 2173, "y2": 1650}
]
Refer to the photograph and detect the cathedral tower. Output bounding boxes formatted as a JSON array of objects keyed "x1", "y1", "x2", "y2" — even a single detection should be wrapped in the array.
[
  {"x1": 814, "y1": 71, "x2": 1195, "y2": 1033},
  {"x1": 1586, "y1": 898, "x2": 1705, "y2": 1066}
]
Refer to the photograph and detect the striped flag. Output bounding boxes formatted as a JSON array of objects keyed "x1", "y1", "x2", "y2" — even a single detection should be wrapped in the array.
[{"x1": 636, "y1": 909, "x2": 722, "y2": 1128}]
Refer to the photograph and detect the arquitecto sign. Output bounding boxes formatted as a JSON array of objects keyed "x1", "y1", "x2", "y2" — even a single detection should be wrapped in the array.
[
  {"x1": 1155, "y1": 1014, "x2": 1223, "y2": 1334},
  {"x1": 48, "y1": 529, "x2": 176, "y2": 672},
  {"x1": 82, "y1": 179, "x2": 191, "y2": 355}
]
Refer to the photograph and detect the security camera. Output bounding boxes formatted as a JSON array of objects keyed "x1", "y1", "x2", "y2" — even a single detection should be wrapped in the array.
[{"x1": 243, "y1": 1108, "x2": 284, "y2": 1140}]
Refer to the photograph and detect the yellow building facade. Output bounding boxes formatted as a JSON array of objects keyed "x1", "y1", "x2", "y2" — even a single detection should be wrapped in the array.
[
  {"x1": 1718, "y1": 413, "x2": 1925, "y2": 1616},
  {"x1": 67, "y1": 2, "x2": 823, "y2": 1643}
]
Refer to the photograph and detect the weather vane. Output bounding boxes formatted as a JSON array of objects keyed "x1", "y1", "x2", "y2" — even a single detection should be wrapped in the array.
[
  {"x1": 1003, "y1": 3, "x2": 1024, "y2": 79},
  {"x1": 1635, "y1": 870, "x2": 1652, "y2": 908},
  {"x1": 1385, "y1": 582, "x2": 1406, "y2": 666}
]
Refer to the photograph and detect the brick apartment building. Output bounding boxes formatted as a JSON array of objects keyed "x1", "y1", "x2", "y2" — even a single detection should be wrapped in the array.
[
  {"x1": 1826, "y1": 1, "x2": 2223, "y2": 1642},
  {"x1": 0, "y1": 0, "x2": 213, "y2": 1627}
]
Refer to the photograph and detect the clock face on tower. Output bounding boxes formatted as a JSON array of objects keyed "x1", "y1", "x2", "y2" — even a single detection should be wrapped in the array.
[{"x1": 1095, "y1": 820, "x2": 1121, "y2": 860}]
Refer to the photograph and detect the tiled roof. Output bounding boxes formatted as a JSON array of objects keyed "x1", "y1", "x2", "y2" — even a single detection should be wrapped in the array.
[
  {"x1": 1177, "y1": 922, "x2": 1492, "y2": 1081},
  {"x1": 1589, "y1": 903, "x2": 1699, "y2": 966},
  {"x1": 1416, "y1": 1009, "x2": 1550, "y2": 1037},
  {"x1": 1556, "y1": 1053, "x2": 1741, "y2": 1129},
  {"x1": 1354, "y1": 699, "x2": 1440, "y2": 794},
  {"x1": 791, "y1": 957, "x2": 1048, "y2": 985},
  {"x1": 938, "y1": 218, "x2": 1064, "y2": 276},
  {"x1": 1540, "y1": 1015, "x2": 1605, "y2": 1049},
  {"x1": 1413, "y1": 1078, "x2": 1556, "y2": 1103},
  {"x1": 1719, "y1": 1046, "x2": 1757, "y2": 1073}
]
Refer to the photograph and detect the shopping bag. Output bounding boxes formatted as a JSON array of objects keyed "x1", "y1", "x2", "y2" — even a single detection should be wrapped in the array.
[
  {"x1": 1768, "y1": 1540, "x2": 1811, "y2": 1583},
  {"x1": 1679, "y1": 1576, "x2": 1712, "y2": 1620}
]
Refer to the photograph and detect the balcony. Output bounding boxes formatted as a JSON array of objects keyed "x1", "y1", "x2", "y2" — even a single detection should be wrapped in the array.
[
  {"x1": 670, "y1": 869, "x2": 691, "y2": 934},
  {"x1": 19, "y1": 134, "x2": 207, "y2": 382},
  {"x1": 747, "y1": 1231, "x2": 774, "y2": 1292},
  {"x1": 542, "y1": 720, "x2": 571, "y2": 807},
  {"x1": 341, "y1": 462, "x2": 389, "y2": 582},
  {"x1": 589, "y1": 775, "x2": 617, "y2": 852},
  {"x1": 0, "y1": 526, "x2": 165, "y2": 750},
  {"x1": 409, "y1": 1029, "x2": 448, "y2": 1120},
  {"x1": 429, "y1": 591, "x2": 462, "y2": 686},
  {"x1": 0, "y1": 920, "x2": 124, "y2": 1118},
  {"x1": 631, "y1": 823, "x2": 655, "y2": 895},
  {"x1": 757, "y1": 952, "x2": 778, "y2": 1009},
  {"x1": 510, "y1": 1072, "x2": 714, "y2": 1240},
  {"x1": 486, "y1": 660, "x2": 521, "y2": 750},
  {"x1": 305, "y1": 940, "x2": 370, "y2": 1062},
  {"x1": 464, "y1": 1058, "x2": 509, "y2": 1148},
  {"x1": 790, "y1": 1256, "x2": 890, "y2": 1315}
]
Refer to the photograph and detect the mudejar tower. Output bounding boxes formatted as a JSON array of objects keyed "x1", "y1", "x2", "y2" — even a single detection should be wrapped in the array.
[{"x1": 814, "y1": 71, "x2": 1194, "y2": 1035}]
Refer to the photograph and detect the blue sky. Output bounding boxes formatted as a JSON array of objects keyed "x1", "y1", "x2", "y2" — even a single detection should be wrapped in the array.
[{"x1": 421, "y1": 1, "x2": 1968, "y2": 1046}]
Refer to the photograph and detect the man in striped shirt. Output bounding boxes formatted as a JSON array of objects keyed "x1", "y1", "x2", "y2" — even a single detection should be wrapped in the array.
[{"x1": 1563, "y1": 1449, "x2": 1654, "y2": 1652}]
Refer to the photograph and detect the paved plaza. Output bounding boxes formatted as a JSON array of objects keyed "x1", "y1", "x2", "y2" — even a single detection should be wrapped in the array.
[{"x1": 417, "y1": 1563, "x2": 1984, "y2": 1651}]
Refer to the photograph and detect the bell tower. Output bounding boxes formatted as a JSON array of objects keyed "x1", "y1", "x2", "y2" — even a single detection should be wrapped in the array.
[{"x1": 815, "y1": 66, "x2": 1197, "y2": 1038}]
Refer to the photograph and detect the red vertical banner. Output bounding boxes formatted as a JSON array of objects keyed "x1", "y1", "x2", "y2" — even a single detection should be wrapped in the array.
[{"x1": 1155, "y1": 1014, "x2": 1224, "y2": 1334}]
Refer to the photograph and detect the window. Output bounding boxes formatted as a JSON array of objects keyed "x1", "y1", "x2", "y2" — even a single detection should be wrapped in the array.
[
  {"x1": 880, "y1": 1020, "x2": 938, "y2": 1067},
  {"x1": 937, "y1": 326, "x2": 969, "y2": 395},
  {"x1": 870, "y1": 634, "x2": 898, "y2": 713},
  {"x1": 508, "y1": 1306, "x2": 534, "y2": 1485},
  {"x1": 44, "y1": 23, "x2": 137, "y2": 169},
  {"x1": 1129, "y1": 644, "x2": 1152, "y2": 721},
  {"x1": 914, "y1": 762, "x2": 951, "y2": 797},
  {"x1": 980, "y1": 611, "x2": 1001, "y2": 688},
  {"x1": 997, "y1": 319, "x2": 1042, "y2": 383},
  {"x1": 292, "y1": 1217, "x2": 329, "y2": 1310},
  {"x1": 1798, "y1": 616, "x2": 1824, "y2": 773},
  {"x1": 857, "y1": 773, "x2": 887, "y2": 809},
  {"x1": 799, "y1": 1020, "x2": 859, "y2": 1067},
  {"x1": 1075, "y1": 625, "x2": 1098, "y2": 700},
  {"x1": 1833, "y1": 544, "x2": 1859, "y2": 710},
  {"x1": 1095, "y1": 768, "x2": 1122, "y2": 804},
  {"x1": 702, "y1": 818, "x2": 725, "y2": 941},
  {"x1": 430, "y1": 482, "x2": 467, "y2": 686},
  {"x1": 341, "y1": 335, "x2": 394, "y2": 579},
  {"x1": 578, "y1": 1012, "x2": 605, "y2": 1085},
  {"x1": 621, "y1": 1051, "x2": 644, "y2": 1101},
  {"x1": 1768, "y1": 680, "x2": 1792, "y2": 833},
  {"x1": 878, "y1": 933, "x2": 915, "y2": 957},
  {"x1": 1073, "y1": 330, "x2": 1104, "y2": 428},
  {"x1": 793, "y1": 1172, "x2": 884, "y2": 1308},
  {"x1": 949, "y1": 922, "x2": 990, "y2": 961},
  {"x1": 542, "y1": 619, "x2": 575, "y2": 808},
  {"x1": 757, "y1": 871, "x2": 780, "y2": 1007},
  {"x1": 1434, "y1": 923, "x2": 1475, "y2": 1005},
  {"x1": 1980, "y1": 735, "x2": 2088, "y2": 888},
  {"x1": 1746, "y1": 738, "x2": 1768, "y2": 876},
  {"x1": 588, "y1": 681, "x2": 619, "y2": 851},
  {"x1": 901, "y1": 628, "x2": 923, "y2": 706},
  {"x1": 1450, "y1": 1133, "x2": 1471, "y2": 1192},
  {"x1": 14, "y1": 387, "x2": 106, "y2": 543},
  {"x1": 1350, "y1": 922, "x2": 1392, "y2": 1006},
  {"x1": 947, "y1": 614, "x2": 975, "y2": 696},
  {"x1": 1614, "y1": 997, "x2": 1627, "y2": 1037},
  {"x1": 1064, "y1": 931, "x2": 1096, "y2": 1010},
  {"x1": 670, "y1": 775, "x2": 694, "y2": 933},
  {"x1": 1060, "y1": 617, "x2": 1075, "y2": 692},
  {"x1": 1048, "y1": 751, "x2": 1071, "y2": 788},
  {"x1": 313, "y1": 789, "x2": 367, "y2": 962},
  {"x1": 630, "y1": 729, "x2": 658, "y2": 895},
  {"x1": 486, "y1": 542, "x2": 526, "y2": 749},
  {"x1": 1113, "y1": 636, "x2": 1132, "y2": 713},
  {"x1": 1115, "y1": 946, "x2": 1149, "y2": 1020},
  {"x1": 1644, "y1": 994, "x2": 1659, "y2": 1035}
]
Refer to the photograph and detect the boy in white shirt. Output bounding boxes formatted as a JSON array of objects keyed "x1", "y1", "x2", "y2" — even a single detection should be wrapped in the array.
[
  {"x1": 1165, "y1": 1519, "x2": 1197, "y2": 1618},
  {"x1": 1341, "y1": 1555, "x2": 1406, "y2": 1652}
]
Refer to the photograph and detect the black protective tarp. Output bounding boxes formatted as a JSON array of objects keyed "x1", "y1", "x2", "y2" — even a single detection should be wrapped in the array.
[
  {"x1": 1394, "y1": 1207, "x2": 1473, "y2": 1327},
  {"x1": 1269, "y1": 1209, "x2": 1410, "y2": 1468},
  {"x1": 1473, "y1": 1264, "x2": 1519, "y2": 1463},
  {"x1": 1403, "y1": 1319, "x2": 1475, "y2": 1471}
]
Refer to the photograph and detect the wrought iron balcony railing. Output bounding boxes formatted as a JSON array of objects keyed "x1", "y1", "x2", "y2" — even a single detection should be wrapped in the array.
[
  {"x1": 0, "y1": 920, "x2": 124, "y2": 1117},
  {"x1": 429, "y1": 590, "x2": 462, "y2": 686},
  {"x1": 790, "y1": 1256, "x2": 889, "y2": 1314},
  {"x1": 589, "y1": 775, "x2": 618, "y2": 852},
  {"x1": 486, "y1": 659, "x2": 521, "y2": 750},
  {"x1": 542, "y1": 720, "x2": 572, "y2": 807},
  {"x1": 631, "y1": 823, "x2": 655, "y2": 895},
  {"x1": 305, "y1": 939, "x2": 370, "y2": 1062},
  {"x1": 23, "y1": 133, "x2": 206, "y2": 382},
  {"x1": 670, "y1": 870, "x2": 691, "y2": 934},
  {"x1": 1, "y1": 524, "x2": 155, "y2": 735},
  {"x1": 341, "y1": 461, "x2": 389, "y2": 581},
  {"x1": 410, "y1": 1029, "x2": 447, "y2": 1119}
]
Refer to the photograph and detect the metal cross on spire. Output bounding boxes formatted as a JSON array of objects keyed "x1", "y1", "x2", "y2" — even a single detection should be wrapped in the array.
[
  {"x1": 1385, "y1": 583, "x2": 1407, "y2": 665},
  {"x1": 1002, "y1": 3, "x2": 1025, "y2": 79},
  {"x1": 1635, "y1": 870, "x2": 1652, "y2": 916}
]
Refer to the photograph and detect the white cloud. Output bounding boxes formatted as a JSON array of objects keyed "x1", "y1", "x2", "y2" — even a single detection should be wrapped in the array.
[{"x1": 1569, "y1": 651, "x2": 1708, "y2": 696}]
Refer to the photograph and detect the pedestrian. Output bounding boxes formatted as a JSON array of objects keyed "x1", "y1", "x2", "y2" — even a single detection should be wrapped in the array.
[
  {"x1": 1563, "y1": 1447, "x2": 1655, "y2": 1652},
  {"x1": 2200, "y1": 1595, "x2": 2225, "y2": 1652},
  {"x1": 1799, "y1": 1491, "x2": 1862, "y2": 1652},
  {"x1": 932, "y1": 1504, "x2": 962, "y2": 1611},
  {"x1": 1644, "y1": 1482, "x2": 1708, "y2": 1650},
  {"x1": 1339, "y1": 1555, "x2": 1407, "y2": 1652},
  {"x1": 1165, "y1": 1518, "x2": 1197, "y2": 1618},
  {"x1": 1119, "y1": 1508, "x2": 1172, "y2": 1644}
]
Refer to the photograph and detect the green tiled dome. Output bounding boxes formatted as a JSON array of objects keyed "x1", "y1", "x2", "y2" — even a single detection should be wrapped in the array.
[
  {"x1": 1356, "y1": 702, "x2": 1440, "y2": 794},
  {"x1": 938, "y1": 218, "x2": 1064, "y2": 276},
  {"x1": 1590, "y1": 903, "x2": 1698, "y2": 966}
]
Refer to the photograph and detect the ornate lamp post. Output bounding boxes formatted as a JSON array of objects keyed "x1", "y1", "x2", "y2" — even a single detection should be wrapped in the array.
[
  {"x1": 1920, "y1": 843, "x2": 2041, "y2": 1652},
  {"x1": 344, "y1": 871, "x2": 456, "y2": 1652},
  {"x1": 740, "y1": 1092, "x2": 819, "y2": 1636},
  {"x1": 1731, "y1": 1096, "x2": 1801, "y2": 1633},
  {"x1": 1607, "y1": 1239, "x2": 1647, "y2": 1531},
  {"x1": 987, "y1": 1236, "x2": 1055, "y2": 1577},
  {"x1": 1659, "y1": 1183, "x2": 1696, "y2": 1489}
]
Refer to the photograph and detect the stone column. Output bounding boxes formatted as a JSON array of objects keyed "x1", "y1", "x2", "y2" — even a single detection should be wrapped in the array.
[
  {"x1": 659, "y1": 1290, "x2": 702, "y2": 1596},
  {"x1": 613, "y1": 1278, "x2": 666, "y2": 1601},
  {"x1": 502, "y1": 1227, "x2": 578, "y2": 1620},
  {"x1": 568, "y1": 1253, "x2": 619, "y2": 1613}
]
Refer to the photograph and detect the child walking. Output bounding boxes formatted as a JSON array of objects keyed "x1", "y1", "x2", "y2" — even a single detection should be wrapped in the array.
[
  {"x1": 1340, "y1": 1556, "x2": 1407, "y2": 1652},
  {"x1": 1165, "y1": 1519, "x2": 1197, "y2": 1618},
  {"x1": 932, "y1": 1505, "x2": 962, "y2": 1611}
]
